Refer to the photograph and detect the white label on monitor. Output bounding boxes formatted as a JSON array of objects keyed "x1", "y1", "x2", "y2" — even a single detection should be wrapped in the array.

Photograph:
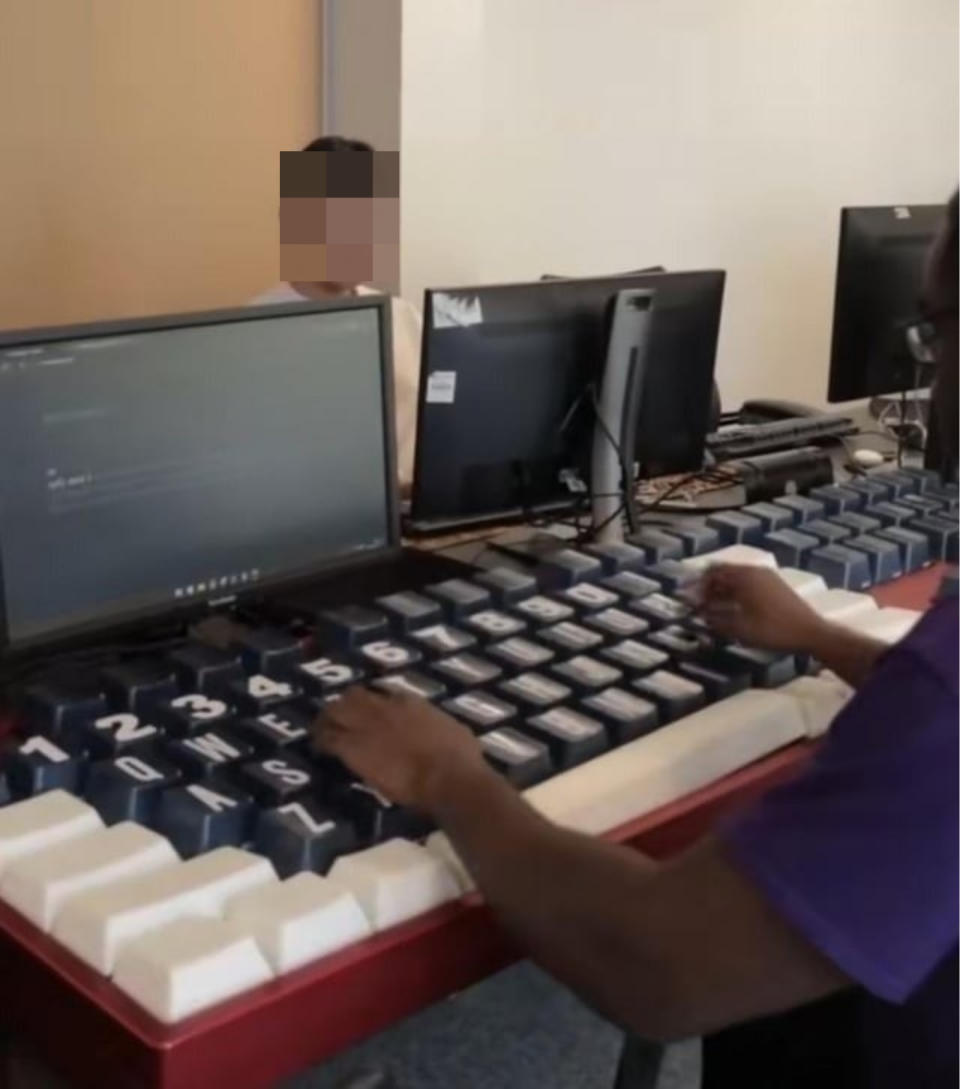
[
  {"x1": 432, "y1": 293, "x2": 484, "y2": 329},
  {"x1": 426, "y1": 371, "x2": 457, "y2": 404}
]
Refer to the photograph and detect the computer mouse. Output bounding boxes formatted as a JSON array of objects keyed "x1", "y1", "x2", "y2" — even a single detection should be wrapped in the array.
[{"x1": 852, "y1": 448, "x2": 885, "y2": 468}]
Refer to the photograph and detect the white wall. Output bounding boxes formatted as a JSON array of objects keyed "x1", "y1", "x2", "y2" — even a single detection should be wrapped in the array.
[{"x1": 400, "y1": 0, "x2": 958, "y2": 408}]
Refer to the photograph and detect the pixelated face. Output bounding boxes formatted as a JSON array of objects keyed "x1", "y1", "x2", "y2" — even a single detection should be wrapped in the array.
[{"x1": 279, "y1": 150, "x2": 399, "y2": 292}]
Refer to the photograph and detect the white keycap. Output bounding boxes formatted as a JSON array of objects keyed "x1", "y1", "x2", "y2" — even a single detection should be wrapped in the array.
[
  {"x1": 53, "y1": 847, "x2": 277, "y2": 973},
  {"x1": 0, "y1": 822, "x2": 178, "y2": 932},
  {"x1": 225, "y1": 873, "x2": 372, "y2": 974},
  {"x1": 840, "y1": 606, "x2": 920, "y2": 645},
  {"x1": 807, "y1": 589, "x2": 878, "y2": 623},
  {"x1": 776, "y1": 568, "x2": 828, "y2": 599},
  {"x1": 682, "y1": 544, "x2": 779, "y2": 573},
  {"x1": 523, "y1": 689, "x2": 806, "y2": 835},
  {"x1": 0, "y1": 791, "x2": 103, "y2": 878},
  {"x1": 778, "y1": 674, "x2": 853, "y2": 738},
  {"x1": 328, "y1": 839, "x2": 461, "y2": 931},
  {"x1": 424, "y1": 831, "x2": 475, "y2": 893},
  {"x1": 113, "y1": 916, "x2": 273, "y2": 1023}
]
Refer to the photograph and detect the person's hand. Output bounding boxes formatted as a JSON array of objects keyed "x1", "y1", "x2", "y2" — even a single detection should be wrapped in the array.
[
  {"x1": 314, "y1": 687, "x2": 492, "y2": 812},
  {"x1": 698, "y1": 564, "x2": 826, "y2": 652}
]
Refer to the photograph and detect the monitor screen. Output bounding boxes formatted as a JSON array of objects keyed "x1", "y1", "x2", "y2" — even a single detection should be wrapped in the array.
[
  {"x1": 828, "y1": 204, "x2": 945, "y2": 402},
  {"x1": 410, "y1": 270, "x2": 724, "y2": 530},
  {"x1": 0, "y1": 299, "x2": 395, "y2": 650}
]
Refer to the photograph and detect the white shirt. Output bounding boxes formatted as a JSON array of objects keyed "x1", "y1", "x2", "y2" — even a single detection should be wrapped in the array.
[{"x1": 249, "y1": 283, "x2": 422, "y2": 486}]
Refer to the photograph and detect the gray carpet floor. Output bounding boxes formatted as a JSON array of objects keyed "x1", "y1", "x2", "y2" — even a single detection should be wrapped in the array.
[{"x1": 281, "y1": 962, "x2": 700, "y2": 1089}]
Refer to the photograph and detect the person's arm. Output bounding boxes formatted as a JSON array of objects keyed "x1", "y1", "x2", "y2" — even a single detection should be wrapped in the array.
[
  {"x1": 698, "y1": 565, "x2": 886, "y2": 688},
  {"x1": 316, "y1": 690, "x2": 848, "y2": 1041}
]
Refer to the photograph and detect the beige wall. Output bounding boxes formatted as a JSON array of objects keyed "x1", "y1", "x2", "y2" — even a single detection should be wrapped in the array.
[{"x1": 0, "y1": 0, "x2": 322, "y2": 330}]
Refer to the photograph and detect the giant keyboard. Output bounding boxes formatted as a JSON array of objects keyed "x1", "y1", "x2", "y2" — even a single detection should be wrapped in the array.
[{"x1": 0, "y1": 467, "x2": 956, "y2": 1088}]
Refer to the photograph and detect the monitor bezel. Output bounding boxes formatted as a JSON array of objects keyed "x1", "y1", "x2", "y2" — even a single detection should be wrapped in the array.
[{"x1": 0, "y1": 296, "x2": 401, "y2": 659}]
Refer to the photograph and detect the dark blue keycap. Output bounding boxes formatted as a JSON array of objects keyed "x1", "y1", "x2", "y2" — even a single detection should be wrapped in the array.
[
  {"x1": 292, "y1": 654, "x2": 364, "y2": 697},
  {"x1": 875, "y1": 527, "x2": 931, "y2": 574},
  {"x1": 232, "y1": 628, "x2": 305, "y2": 678},
  {"x1": 898, "y1": 494, "x2": 946, "y2": 519},
  {"x1": 706, "y1": 511, "x2": 764, "y2": 546},
  {"x1": 168, "y1": 645, "x2": 244, "y2": 695},
  {"x1": 741, "y1": 502, "x2": 795, "y2": 534},
  {"x1": 549, "y1": 655, "x2": 623, "y2": 694},
  {"x1": 424, "y1": 578, "x2": 493, "y2": 617},
  {"x1": 486, "y1": 637, "x2": 555, "y2": 673},
  {"x1": 79, "y1": 710, "x2": 165, "y2": 756},
  {"x1": 809, "y1": 485, "x2": 863, "y2": 516},
  {"x1": 845, "y1": 534, "x2": 904, "y2": 583},
  {"x1": 218, "y1": 673, "x2": 301, "y2": 714},
  {"x1": 601, "y1": 571, "x2": 661, "y2": 599},
  {"x1": 600, "y1": 639, "x2": 670, "y2": 675},
  {"x1": 478, "y1": 728, "x2": 553, "y2": 788},
  {"x1": 462, "y1": 609, "x2": 528, "y2": 640},
  {"x1": 232, "y1": 754, "x2": 315, "y2": 806},
  {"x1": 632, "y1": 670, "x2": 706, "y2": 722},
  {"x1": 100, "y1": 661, "x2": 179, "y2": 714},
  {"x1": 663, "y1": 525, "x2": 721, "y2": 557},
  {"x1": 84, "y1": 753, "x2": 182, "y2": 825},
  {"x1": 442, "y1": 691, "x2": 517, "y2": 733},
  {"x1": 629, "y1": 594, "x2": 690, "y2": 628},
  {"x1": 534, "y1": 549, "x2": 604, "y2": 589},
  {"x1": 712, "y1": 646, "x2": 797, "y2": 688},
  {"x1": 581, "y1": 687, "x2": 660, "y2": 744},
  {"x1": 873, "y1": 470, "x2": 919, "y2": 499},
  {"x1": 763, "y1": 529, "x2": 820, "y2": 568},
  {"x1": 646, "y1": 625, "x2": 705, "y2": 659},
  {"x1": 429, "y1": 653, "x2": 503, "y2": 691},
  {"x1": 845, "y1": 478, "x2": 895, "y2": 506},
  {"x1": 807, "y1": 544, "x2": 873, "y2": 590},
  {"x1": 803, "y1": 519, "x2": 852, "y2": 545},
  {"x1": 315, "y1": 607, "x2": 389, "y2": 651},
  {"x1": 870, "y1": 502, "x2": 916, "y2": 528},
  {"x1": 155, "y1": 782, "x2": 254, "y2": 858},
  {"x1": 375, "y1": 591, "x2": 443, "y2": 633},
  {"x1": 332, "y1": 781, "x2": 432, "y2": 842},
  {"x1": 676, "y1": 660, "x2": 750, "y2": 700},
  {"x1": 3, "y1": 735, "x2": 86, "y2": 799},
  {"x1": 909, "y1": 516, "x2": 959, "y2": 563},
  {"x1": 645, "y1": 560, "x2": 700, "y2": 595},
  {"x1": 165, "y1": 728, "x2": 253, "y2": 779},
  {"x1": 582, "y1": 607, "x2": 649, "y2": 640},
  {"x1": 233, "y1": 703, "x2": 313, "y2": 753},
  {"x1": 371, "y1": 671, "x2": 448, "y2": 701},
  {"x1": 897, "y1": 467, "x2": 940, "y2": 493},
  {"x1": 582, "y1": 541, "x2": 650, "y2": 572},
  {"x1": 830, "y1": 511, "x2": 882, "y2": 536},
  {"x1": 356, "y1": 639, "x2": 422, "y2": 673},
  {"x1": 19, "y1": 680, "x2": 108, "y2": 739},
  {"x1": 772, "y1": 495, "x2": 825, "y2": 524},
  {"x1": 537, "y1": 621, "x2": 604, "y2": 655},
  {"x1": 625, "y1": 529, "x2": 685, "y2": 563},
  {"x1": 471, "y1": 567, "x2": 539, "y2": 604},
  {"x1": 254, "y1": 800, "x2": 357, "y2": 876},
  {"x1": 558, "y1": 582, "x2": 621, "y2": 612},
  {"x1": 155, "y1": 693, "x2": 234, "y2": 738},
  {"x1": 927, "y1": 483, "x2": 959, "y2": 515},
  {"x1": 524, "y1": 709, "x2": 608, "y2": 770}
]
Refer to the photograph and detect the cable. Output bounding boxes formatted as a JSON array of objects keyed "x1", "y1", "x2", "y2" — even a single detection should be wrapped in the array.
[{"x1": 587, "y1": 382, "x2": 639, "y2": 536}]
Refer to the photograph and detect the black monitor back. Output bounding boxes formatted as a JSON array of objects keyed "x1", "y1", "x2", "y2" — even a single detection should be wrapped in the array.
[{"x1": 828, "y1": 203, "x2": 944, "y2": 402}]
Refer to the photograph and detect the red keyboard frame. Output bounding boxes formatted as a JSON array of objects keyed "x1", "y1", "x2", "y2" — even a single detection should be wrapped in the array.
[{"x1": 0, "y1": 566, "x2": 944, "y2": 1089}]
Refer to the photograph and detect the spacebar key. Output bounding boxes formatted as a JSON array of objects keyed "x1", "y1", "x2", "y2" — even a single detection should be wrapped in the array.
[{"x1": 523, "y1": 689, "x2": 807, "y2": 836}]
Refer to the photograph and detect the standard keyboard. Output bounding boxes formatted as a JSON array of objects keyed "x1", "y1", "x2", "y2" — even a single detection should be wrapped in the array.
[
  {"x1": 706, "y1": 413, "x2": 858, "y2": 459},
  {"x1": 0, "y1": 467, "x2": 954, "y2": 1028}
]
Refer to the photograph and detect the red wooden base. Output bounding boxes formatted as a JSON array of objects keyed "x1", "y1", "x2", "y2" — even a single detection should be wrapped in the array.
[{"x1": 0, "y1": 565, "x2": 944, "y2": 1088}]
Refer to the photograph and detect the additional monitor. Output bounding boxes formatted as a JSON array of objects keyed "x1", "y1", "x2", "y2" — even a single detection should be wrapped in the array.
[
  {"x1": 409, "y1": 270, "x2": 725, "y2": 531},
  {"x1": 0, "y1": 298, "x2": 397, "y2": 651},
  {"x1": 828, "y1": 203, "x2": 945, "y2": 402}
]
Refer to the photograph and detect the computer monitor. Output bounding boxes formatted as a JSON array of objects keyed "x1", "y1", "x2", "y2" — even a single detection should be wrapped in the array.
[
  {"x1": 409, "y1": 270, "x2": 725, "y2": 531},
  {"x1": 828, "y1": 203, "x2": 945, "y2": 402},
  {"x1": 0, "y1": 298, "x2": 398, "y2": 653}
]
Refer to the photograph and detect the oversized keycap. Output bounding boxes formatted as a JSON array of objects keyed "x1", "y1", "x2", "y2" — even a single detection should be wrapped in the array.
[
  {"x1": 741, "y1": 502, "x2": 795, "y2": 533},
  {"x1": 100, "y1": 661, "x2": 179, "y2": 714},
  {"x1": 809, "y1": 484, "x2": 863, "y2": 515},
  {"x1": 155, "y1": 694, "x2": 233, "y2": 738},
  {"x1": 84, "y1": 753, "x2": 182, "y2": 826},
  {"x1": 644, "y1": 560, "x2": 700, "y2": 595},
  {"x1": 232, "y1": 754, "x2": 315, "y2": 807},
  {"x1": 408, "y1": 623, "x2": 477, "y2": 657},
  {"x1": 772, "y1": 495, "x2": 825, "y2": 524},
  {"x1": 629, "y1": 593, "x2": 691, "y2": 628},
  {"x1": 486, "y1": 637, "x2": 556, "y2": 672},
  {"x1": 113, "y1": 916, "x2": 274, "y2": 1023},
  {"x1": 254, "y1": 800, "x2": 357, "y2": 876},
  {"x1": 802, "y1": 519, "x2": 852, "y2": 545},
  {"x1": 845, "y1": 477, "x2": 894, "y2": 506},
  {"x1": 498, "y1": 672, "x2": 572, "y2": 710},
  {"x1": 806, "y1": 543, "x2": 873, "y2": 590},
  {"x1": 165, "y1": 728, "x2": 253, "y2": 779},
  {"x1": 661, "y1": 524, "x2": 721, "y2": 557},
  {"x1": 580, "y1": 687, "x2": 660, "y2": 744},
  {"x1": 600, "y1": 638, "x2": 670, "y2": 675},
  {"x1": 763, "y1": 528, "x2": 820, "y2": 568},
  {"x1": 897, "y1": 467, "x2": 941, "y2": 493},
  {"x1": 534, "y1": 549, "x2": 604, "y2": 588},
  {"x1": 328, "y1": 839, "x2": 461, "y2": 931},
  {"x1": 224, "y1": 873, "x2": 372, "y2": 974},
  {"x1": 429, "y1": 653, "x2": 503, "y2": 691},
  {"x1": 53, "y1": 846, "x2": 277, "y2": 973},
  {"x1": 871, "y1": 470, "x2": 918, "y2": 499},
  {"x1": 218, "y1": 673, "x2": 300, "y2": 715},
  {"x1": 712, "y1": 645, "x2": 797, "y2": 688},
  {"x1": 314, "y1": 605, "x2": 389, "y2": 651},
  {"x1": 3, "y1": 734, "x2": 86, "y2": 799},
  {"x1": 844, "y1": 534, "x2": 904, "y2": 582},
  {"x1": 582, "y1": 607, "x2": 649, "y2": 639},
  {"x1": 423, "y1": 578, "x2": 492, "y2": 618},
  {"x1": 332, "y1": 782, "x2": 430, "y2": 843},
  {"x1": 19, "y1": 679, "x2": 108, "y2": 739},
  {"x1": 707, "y1": 511, "x2": 764, "y2": 546},
  {"x1": 909, "y1": 515, "x2": 959, "y2": 562},
  {"x1": 462, "y1": 609, "x2": 527, "y2": 641},
  {"x1": 601, "y1": 571, "x2": 661, "y2": 598},
  {"x1": 0, "y1": 822, "x2": 177, "y2": 931},
  {"x1": 470, "y1": 567, "x2": 539, "y2": 604},
  {"x1": 632, "y1": 670, "x2": 706, "y2": 721},
  {"x1": 676, "y1": 660, "x2": 749, "y2": 700},
  {"x1": 537, "y1": 621, "x2": 604, "y2": 654},
  {"x1": 167, "y1": 645, "x2": 244, "y2": 695},
  {"x1": 509, "y1": 595, "x2": 576, "y2": 625},
  {"x1": 626, "y1": 528, "x2": 684, "y2": 563},
  {"x1": 524, "y1": 709, "x2": 609, "y2": 769},
  {"x1": 292, "y1": 655, "x2": 364, "y2": 697},
  {"x1": 869, "y1": 501, "x2": 915, "y2": 528},
  {"x1": 232, "y1": 704, "x2": 312, "y2": 753},
  {"x1": 442, "y1": 691, "x2": 517, "y2": 733},
  {"x1": 582, "y1": 541, "x2": 649, "y2": 572},
  {"x1": 557, "y1": 582, "x2": 620, "y2": 612},
  {"x1": 0, "y1": 792, "x2": 103, "y2": 877},
  {"x1": 875, "y1": 526, "x2": 932, "y2": 573},
  {"x1": 375, "y1": 590, "x2": 443, "y2": 633},
  {"x1": 154, "y1": 782, "x2": 255, "y2": 858},
  {"x1": 232, "y1": 628, "x2": 305, "y2": 678},
  {"x1": 356, "y1": 639, "x2": 422, "y2": 673},
  {"x1": 646, "y1": 625, "x2": 706, "y2": 659},
  {"x1": 830, "y1": 511, "x2": 882, "y2": 536},
  {"x1": 550, "y1": 655, "x2": 623, "y2": 693},
  {"x1": 479, "y1": 728, "x2": 553, "y2": 787},
  {"x1": 898, "y1": 493, "x2": 947, "y2": 518},
  {"x1": 371, "y1": 671, "x2": 448, "y2": 701},
  {"x1": 80, "y1": 710, "x2": 164, "y2": 755}
]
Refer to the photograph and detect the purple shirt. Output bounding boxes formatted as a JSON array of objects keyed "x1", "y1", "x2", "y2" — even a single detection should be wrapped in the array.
[{"x1": 727, "y1": 598, "x2": 958, "y2": 1088}]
